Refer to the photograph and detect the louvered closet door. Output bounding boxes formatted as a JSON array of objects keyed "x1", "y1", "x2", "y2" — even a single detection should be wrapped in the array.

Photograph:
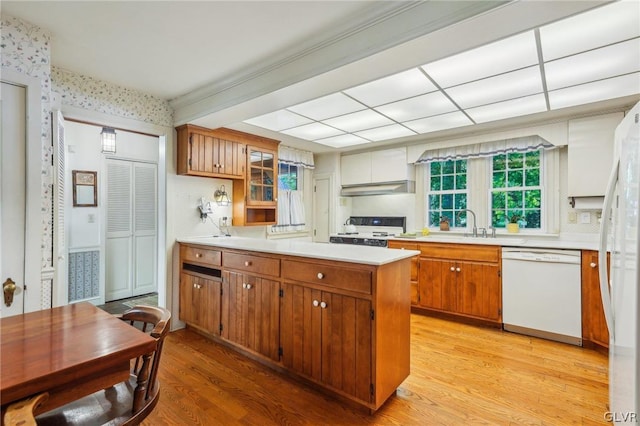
[
  {"x1": 105, "y1": 160, "x2": 157, "y2": 301},
  {"x1": 52, "y1": 110, "x2": 68, "y2": 306}
]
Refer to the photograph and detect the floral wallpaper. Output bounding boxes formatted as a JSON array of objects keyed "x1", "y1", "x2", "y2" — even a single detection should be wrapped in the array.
[{"x1": 52, "y1": 67, "x2": 173, "y2": 127}]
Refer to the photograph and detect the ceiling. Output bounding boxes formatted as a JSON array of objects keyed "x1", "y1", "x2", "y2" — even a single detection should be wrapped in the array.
[{"x1": 3, "y1": 1, "x2": 639, "y2": 153}]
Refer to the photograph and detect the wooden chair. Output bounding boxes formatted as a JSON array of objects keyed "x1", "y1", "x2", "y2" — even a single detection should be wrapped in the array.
[{"x1": 7, "y1": 305, "x2": 171, "y2": 426}]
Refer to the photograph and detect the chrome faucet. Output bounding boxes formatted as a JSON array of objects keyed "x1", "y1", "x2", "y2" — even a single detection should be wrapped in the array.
[{"x1": 457, "y1": 209, "x2": 477, "y2": 237}]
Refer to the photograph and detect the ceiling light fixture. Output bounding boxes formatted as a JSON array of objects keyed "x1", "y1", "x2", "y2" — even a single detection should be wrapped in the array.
[{"x1": 101, "y1": 127, "x2": 116, "y2": 154}]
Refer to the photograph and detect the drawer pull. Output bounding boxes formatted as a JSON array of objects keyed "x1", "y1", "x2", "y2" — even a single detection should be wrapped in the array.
[
  {"x1": 195, "y1": 253, "x2": 202, "y2": 258},
  {"x1": 590, "y1": 262, "x2": 597, "y2": 268},
  {"x1": 320, "y1": 301, "x2": 327, "y2": 309},
  {"x1": 450, "y1": 266, "x2": 455, "y2": 272},
  {"x1": 312, "y1": 299, "x2": 319, "y2": 307},
  {"x1": 244, "y1": 261, "x2": 251, "y2": 267},
  {"x1": 317, "y1": 272, "x2": 324, "y2": 279},
  {"x1": 456, "y1": 267, "x2": 461, "y2": 272}
]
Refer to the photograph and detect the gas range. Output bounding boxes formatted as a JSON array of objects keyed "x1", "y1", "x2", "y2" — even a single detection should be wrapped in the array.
[{"x1": 329, "y1": 216, "x2": 406, "y2": 248}]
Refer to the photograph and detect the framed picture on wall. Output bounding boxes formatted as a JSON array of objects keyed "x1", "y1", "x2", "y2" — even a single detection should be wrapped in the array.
[{"x1": 72, "y1": 170, "x2": 97, "y2": 207}]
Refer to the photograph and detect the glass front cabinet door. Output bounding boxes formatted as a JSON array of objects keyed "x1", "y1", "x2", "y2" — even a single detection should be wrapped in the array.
[{"x1": 248, "y1": 147, "x2": 277, "y2": 206}]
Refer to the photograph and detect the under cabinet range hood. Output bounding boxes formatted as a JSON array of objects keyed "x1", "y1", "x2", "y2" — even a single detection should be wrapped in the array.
[{"x1": 340, "y1": 180, "x2": 415, "y2": 196}]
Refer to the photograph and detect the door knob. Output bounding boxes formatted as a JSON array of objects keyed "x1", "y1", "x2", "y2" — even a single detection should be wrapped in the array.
[{"x1": 3, "y1": 278, "x2": 17, "y2": 307}]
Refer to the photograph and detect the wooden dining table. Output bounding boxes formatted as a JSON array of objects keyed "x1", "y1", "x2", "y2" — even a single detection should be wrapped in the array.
[{"x1": 0, "y1": 302, "x2": 157, "y2": 416}]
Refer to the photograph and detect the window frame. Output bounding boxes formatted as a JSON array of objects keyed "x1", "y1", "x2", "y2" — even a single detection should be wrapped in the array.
[{"x1": 425, "y1": 159, "x2": 469, "y2": 229}]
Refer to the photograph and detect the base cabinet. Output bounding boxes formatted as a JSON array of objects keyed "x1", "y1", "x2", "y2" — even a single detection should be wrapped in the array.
[
  {"x1": 280, "y1": 282, "x2": 372, "y2": 403},
  {"x1": 387, "y1": 241, "x2": 419, "y2": 304},
  {"x1": 581, "y1": 250, "x2": 610, "y2": 349},
  {"x1": 222, "y1": 271, "x2": 280, "y2": 361},
  {"x1": 179, "y1": 272, "x2": 221, "y2": 335}
]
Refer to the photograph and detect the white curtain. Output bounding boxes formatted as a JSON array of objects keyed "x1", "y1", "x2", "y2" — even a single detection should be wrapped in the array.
[
  {"x1": 414, "y1": 135, "x2": 556, "y2": 164},
  {"x1": 279, "y1": 145, "x2": 315, "y2": 169},
  {"x1": 273, "y1": 190, "x2": 306, "y2": 232}
]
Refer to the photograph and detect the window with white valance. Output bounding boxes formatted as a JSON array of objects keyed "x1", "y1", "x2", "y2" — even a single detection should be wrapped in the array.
[{"x1": 271, "y1": 146, "x2": 314, "y2": 234}]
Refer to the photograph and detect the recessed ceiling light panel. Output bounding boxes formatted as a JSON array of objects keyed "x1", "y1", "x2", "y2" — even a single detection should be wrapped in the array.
[
  {"x1": 540, "y1": 1, "x2": 640, "y2": 61},
  {"x1": 322, "y1": 109, "x2": 394, "y2": 132},
  {"x1": 314, "y1": 134, "x2": 371, "y2": 148},
  {"x1": 544, "y1": 39, "x2": 640, "y2": 91},
  {"x1": 374, "y1": 91, "x2": 457, "y2": 122},
  {"x1": 287, "y1": 93, "x2": 365, "y2": 121},
  {"x1": 244, "y1": 109, "x2": 312, "y2": 131},
  {"x1": 344, "y1": 68, "x2": 437, "y2": 107},
  {"x1": 466, "y1": 94, "x2": 547, "y2": 123},
  {"x1": 404, "y1": 111, "x2": 473, "y2": 134},
  {"x1": 355, "y1": 124, "x2": 415, "y2": 141},
  {"x1": 422, "y1": 31, "x2": 538, "y2": 88},
  {"x1": 445, "y1": 66, "x2": 543, "y2": 109},
  {"x1": 548, "y1": 73, "x2": 640, "y2": 110},
  {"x1": 281, "y1": 122, "x2": 344, "y2": 140}
]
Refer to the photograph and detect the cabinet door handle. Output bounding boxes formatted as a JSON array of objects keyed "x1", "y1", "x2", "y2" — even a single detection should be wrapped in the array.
[
  {"x1": 590, "y1": 262, "x2": 597, "y2": 268},
  {"x1": 456, "y1": 267, "x2": 461, "y2": 272},
  {"x1": 246, "y1": 284, "x2": 252, "y2": 290},
  {"x1": 320, "y1": 301, "x2": 327, "y2": 309},
  {"x1": 450, "y1": 266, "x2": 455, "y2": 272},
  {"x1": 193, "y1": 283, "x2": 197, "y2": 288},
  {"x1": 317, "y1": 272, "x2": 324, "y2": 279},
  {"x1": 242, "y1": 283, "x2": 247, "y2": 289},
  {"x1": 244, "y1": 261, "x2": 251, "y2": 267},
  {"x1": 312, "y1": 299, "x2": 319, "y2": 307},
  {"x1": 195, "y1": 253, "x2": 202, "y2": 258}
]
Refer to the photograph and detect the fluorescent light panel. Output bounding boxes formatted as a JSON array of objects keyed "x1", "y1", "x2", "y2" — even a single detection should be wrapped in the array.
[
  {"x1": 544, "y1": 39, "x2": 640, "y2": 90},
  {"x1": 355, "y1": 124, "x2": 415, "y2": 141},
  {"x1": 374, "y1": 91, "x2": 457, "y2": 122},
  {"x1": 404, "y1": 111, "x2": 473, "y2": 134},
  {"x1": 344, "y1": 68, "x2": 437, "y2": 107},
  {"x1": 287, "y1": 93, "x2": 365, "y2": 121},
  {"x1": 314, "y1": 134, "x2": 371, "y2": 148},
  {"x1": 445, "y1": 66, "x2": 543, "y2": 109},
  {"x1": 281, "y1": 122, "x2": 344, "y2": 140},
  {"x1": 322, "y1": 109, "x2": 394, "y2": 132},
  {"x1": 422, "y1": 31, "x2": 538, "y2": 88},
  {"x1": 466, "y1": 94, "x2": 547, "y2": 123},
  {"x1": 548, "y1": 73, "x2": 640, "y2": 110},
  {"x1": 244, "y1": 109, "x2": 312, "y2": 131},
  {"x1": 539, "y1": 1, "x2": 640, "y2": 61}
]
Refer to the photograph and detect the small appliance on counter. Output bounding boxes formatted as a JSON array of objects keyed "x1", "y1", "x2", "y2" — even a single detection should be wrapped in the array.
[{"x1": 330, "y1": 216, "x2": 406, "y2": 248}]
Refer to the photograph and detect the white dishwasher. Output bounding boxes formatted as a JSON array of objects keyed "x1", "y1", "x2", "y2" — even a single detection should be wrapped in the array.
[{"x1": 502, "y1": 248, "x2": 582, "y2": 346}]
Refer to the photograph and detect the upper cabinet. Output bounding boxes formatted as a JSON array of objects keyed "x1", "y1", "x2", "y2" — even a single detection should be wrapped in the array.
[
  {"x1": 341, "y1": 147, "x2": 415, "y2": 186},
  {"x1": 176, "y1": 124, "x2": 280, "y2": 226},
  {"x1": 232, "y1": 138, "x2": 280, "y2": 226},
  {"x1": 567, "y1": 112, "x2": 623, "y2": 198},
  {"x1": 176, "y1": 124, "x2": 246, "y2": 179}
]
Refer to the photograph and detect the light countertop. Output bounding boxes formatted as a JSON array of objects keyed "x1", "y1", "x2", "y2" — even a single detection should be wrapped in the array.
[
  {"x1": 177, "y1": 236, "x2": 420, "y2": 266},
  {"x1": 389, "y1": 232, "x2": 601, "y2": 251}
]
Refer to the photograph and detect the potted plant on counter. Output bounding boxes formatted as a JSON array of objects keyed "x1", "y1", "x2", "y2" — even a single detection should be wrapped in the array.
[{"x1": 507, "y1": 215, "x2": 520, "y2": 233}]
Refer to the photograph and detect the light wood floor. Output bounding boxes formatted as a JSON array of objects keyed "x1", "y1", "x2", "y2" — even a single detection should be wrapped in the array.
[{"x1": 143, "y1": 314, "x2": 609, "y2": 425}]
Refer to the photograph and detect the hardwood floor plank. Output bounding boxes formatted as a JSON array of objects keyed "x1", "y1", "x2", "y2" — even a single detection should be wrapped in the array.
[{"x1": 143, "y1": 314, "x2": 608, "y2": 425}]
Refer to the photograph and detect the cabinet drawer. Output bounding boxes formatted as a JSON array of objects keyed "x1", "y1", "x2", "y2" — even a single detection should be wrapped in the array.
[
  {"x1": 419, "y1": 243, "x2": 499, "y2": 263},
  {"x1": 282, "y1": 260, "x2": 371, "y2": 294},
  {"x1": 223, "y1": 252, "x2": 280, "y2": 277},
  {"x1": 181, "y1": 245, "x2": 221, "y2": 266}
]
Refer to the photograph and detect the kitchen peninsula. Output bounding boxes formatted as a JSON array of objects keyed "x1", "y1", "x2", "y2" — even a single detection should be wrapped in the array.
[{"x1": 176, "y1": 236, "x2": 419, "y2": 411}]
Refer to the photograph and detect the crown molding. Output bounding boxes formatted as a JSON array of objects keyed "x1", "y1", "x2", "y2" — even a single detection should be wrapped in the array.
[{"x1": 171, "y1": 1, "x2": 508, "y2": 124}]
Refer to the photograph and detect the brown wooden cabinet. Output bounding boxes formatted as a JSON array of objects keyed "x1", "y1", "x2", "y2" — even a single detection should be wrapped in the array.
[
  {"x1": 233, "y1": 141, "x2": 279, "y2": 226},
  {"x1": 387, "y1": 241, "x2": 419, "y2": 304},
  {"x1": 280, "y1": 281, "x2": 372, "y2": 403},
  {"x1": 179, "y1": 272, "x2": 221, "y2": 335},
  {"x1": 581, "y1": 250, "x2": 610, "y2": 349},
  {"x1": 414, "y1": 243, "x2": 502, "y2": 324},
  {"x1": 222, "y1": 270, "x2": 280, "y2": 361},
  {"x1": 176, "y1": 124, "x2": 246, "y2": 179}
]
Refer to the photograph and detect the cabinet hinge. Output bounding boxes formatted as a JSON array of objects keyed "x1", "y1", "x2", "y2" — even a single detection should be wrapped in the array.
[
  {"x1": 370, "y1": 309, "x2": 375, "y2": 320},
  {"x1": 279, "y1": 288, "x2": 284, "y2": 297},
  {"x1": 314, "y1": 185, "x2": 316, "y2": 192},
  {"x1": 370, "y1": 384, "x2": 374, "y2": 396},
  {"x1": 278, "y1": 347, "x2": 283, "y2": 357},
  {"x1": 220, "y1": 286, "x2": 223, "y2": 296},
  {"x1": 498, "y1": 269, "x2": 501, "y2": 277},
  {"x1": 314, "y1": 229, "x2": 317, "y2": 236},
  {"x1": 498, "y1": 308, "x2": 502, "y2": 316},
  {"x1": 188, "y1": 158, "x2": 192, "y2": 167}
]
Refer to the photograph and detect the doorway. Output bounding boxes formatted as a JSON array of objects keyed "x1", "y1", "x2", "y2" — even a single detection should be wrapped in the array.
[{"x1": 312, "y1": 174, "x2": 333, "y2": 242}]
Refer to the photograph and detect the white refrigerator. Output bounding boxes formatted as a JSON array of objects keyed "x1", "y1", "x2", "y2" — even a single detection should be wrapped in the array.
[{"x1": 599, "y1": 100, "x2": 640, "y2": 423}]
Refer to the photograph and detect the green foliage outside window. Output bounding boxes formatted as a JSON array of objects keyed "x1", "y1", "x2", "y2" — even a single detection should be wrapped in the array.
[
  {"x1": 491, "y1": 150, "x2": 542, "y2": 228},
  {"x1": 278, "y1": 163, "x2": 298, "y2": 190},
  {"x1": 428, "y1": 160, "x2": 467, "y2": 227}
]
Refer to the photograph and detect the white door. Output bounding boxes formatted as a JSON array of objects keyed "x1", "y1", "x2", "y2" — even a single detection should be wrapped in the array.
[
  {"x1": 0, "y1": 82, "x2": 26, "y2": 316},
  {"x1": 105, "y1": 160, "x2": 157, "y2": 301},
  {"x1": 312, "y1": 175, "x2": 331, "y2": 243}
]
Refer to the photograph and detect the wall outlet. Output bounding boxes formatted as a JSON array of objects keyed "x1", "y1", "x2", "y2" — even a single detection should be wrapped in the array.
[
  {"x1": 219, "y1": 217, "x2": 229, "y2": 227},
  {"x1": 579, "y1": 212, "x2": 591, "y2": 224},
  {"x1": 568, "y1": 212, "x2": 577, "y2": 224}
]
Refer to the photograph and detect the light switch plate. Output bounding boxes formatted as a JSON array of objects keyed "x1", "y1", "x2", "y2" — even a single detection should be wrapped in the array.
[
  {"x1": 579, "y1": 212, "x2": 591, "y2": 224},
  {"x1": 568, "y1": 212, "x2": 577, "y2": 224}
]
